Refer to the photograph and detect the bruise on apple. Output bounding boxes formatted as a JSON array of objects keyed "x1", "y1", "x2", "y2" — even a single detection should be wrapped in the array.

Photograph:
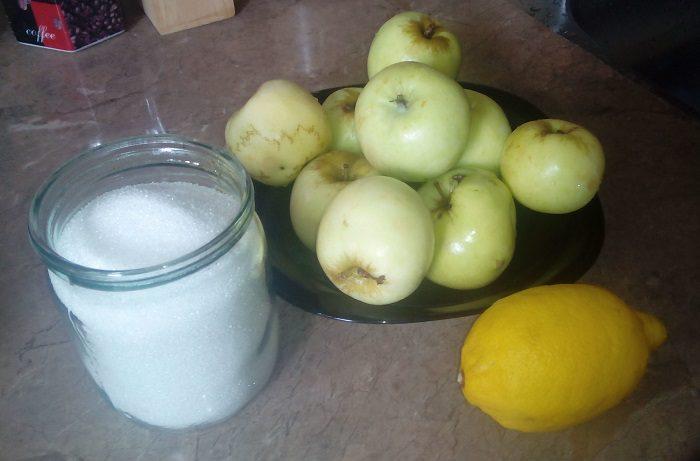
[
  {"x1": 403, "y1": 16, "x2": 451, "y2": 51},
  {"x1": 493, "y1": 257, "x2": 506, "y2": 270},
  {"x1": 341, "y1": 102, "x2": 356, "y2": 114},
  {"x1": 326, "y1": 88, "x2": 360, "y2": 119}
]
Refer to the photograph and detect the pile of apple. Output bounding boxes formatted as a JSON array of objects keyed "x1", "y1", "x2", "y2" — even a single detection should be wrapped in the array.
[{"x1": 225, "y1": 11, "x2": 605, "y2": 306}]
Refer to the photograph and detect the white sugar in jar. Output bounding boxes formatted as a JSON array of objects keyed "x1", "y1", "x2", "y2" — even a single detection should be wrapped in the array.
[{"x1": 29, "y1": 135, "x2": 278, "y2": 429}]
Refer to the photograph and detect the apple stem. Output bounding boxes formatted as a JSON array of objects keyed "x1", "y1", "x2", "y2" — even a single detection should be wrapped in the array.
[
  {"x1": 452, "y1": 174, "x2": 464, "y2": 183},
  {"x1": 357, "y1": 267, "x2": 386, "y2": 285},
  {"x1": 433, "y1": 181, "x2": 452, "y2": 216},
  {"x1": 339, "y1": 266, "x2": 386, "y2": 285},
  {"x1": 341, "y1": 102, "x2": 355, "y2": 113},
  {"x1": 342, "y1": 163, "x2": 350, "y2": 181},
  {"x1": 434, "y1": 181, "x2": 448, "y2": 202},
  {"x1": 423, "y1": 22, "x2": 437, "y2": 39},
  {"x1": 390, "y1": 94, "x2": 408, "y2": 110}
]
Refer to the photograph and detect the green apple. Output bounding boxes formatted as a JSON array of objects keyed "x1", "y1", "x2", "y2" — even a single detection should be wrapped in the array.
[
  {"x1": 316, "y1": 176, "x2": 434, "y2": 305},
  {"x1": 355, "y1": 61, "x2": 470, "y2": 182},
  {"x1": 500, "y1": 119, "x2": 605, "y2": 214},
  {"x1": 367, "y1": 11, "x2": 462, "y2": 79},
  {"x1": 322, "y1": 87, "x2": 363, "y2": 155},
  {"x1": 290, "y1": 150, "x2": 378, "y2": 250},
  {"x1": 455, "y1": 89, "x2": 512, "y2": 174},
  {"x1": 419, "y1": 168, "x2": 516, "y2": 289},
  {"x1": 225, "y1": 79, "x2": 332, "y2": 186}
]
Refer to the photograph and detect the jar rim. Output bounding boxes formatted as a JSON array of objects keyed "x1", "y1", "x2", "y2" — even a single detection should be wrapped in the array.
[{"x1": 28, "y1": 134, "x2": 255, "y2": 291}]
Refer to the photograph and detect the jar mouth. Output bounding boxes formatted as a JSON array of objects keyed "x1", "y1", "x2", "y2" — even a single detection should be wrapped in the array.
[{"x1": 28, "y1": 134, "x2": 254, "y2": 290}]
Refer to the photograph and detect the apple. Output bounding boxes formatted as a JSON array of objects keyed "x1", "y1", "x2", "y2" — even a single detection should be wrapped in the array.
[
  {"x1": 355, "y1": 61, "x2": 470, "y2": 182},
  {"x1": 500, "y1": 119, "x2": 605, "y2": 214},
  {"x1": 367, "y1": 11, "x2": 462, "y2": 79},
  {"x1": 322, "y1": 87, "x2": 363, "y2": 155},
  {"x1": 419, "y1": 167, "x2": 516, "y2": 289},
  {"x1": 316, "y1": 176, "x2": 434, "y2": 305},
  {"x1": 455, "y1": 89, "x2": 512, "y2": 174},
  {"x1": 290, "y1": 150, "x2": 378, "y2": 250},
  {"x1": 225, "y1": 79, "x2": 332, "y2": 186}
]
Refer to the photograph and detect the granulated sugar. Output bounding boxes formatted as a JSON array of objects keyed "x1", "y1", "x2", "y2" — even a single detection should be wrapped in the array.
[
  {"x1": 55, "y1": 182, "x2": 233, "y2": 270},
  {"x1": 49, "y1": 182, "x2": 277, "y2": 429}
]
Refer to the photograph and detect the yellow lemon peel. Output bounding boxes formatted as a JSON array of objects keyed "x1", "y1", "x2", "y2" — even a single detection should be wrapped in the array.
[{"x1": 459, "y1": 284, "x2": 666, "y2": 432}]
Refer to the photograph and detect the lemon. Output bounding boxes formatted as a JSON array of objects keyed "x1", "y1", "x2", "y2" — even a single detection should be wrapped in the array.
[{"x1": 459, "y1": 284, "x2": 667, "y2": 432}]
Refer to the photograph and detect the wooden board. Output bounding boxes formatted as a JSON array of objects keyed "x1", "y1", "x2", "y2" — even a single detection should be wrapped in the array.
[{"x1": 142, "y1": 0, "x2": 235, "y2": 35}]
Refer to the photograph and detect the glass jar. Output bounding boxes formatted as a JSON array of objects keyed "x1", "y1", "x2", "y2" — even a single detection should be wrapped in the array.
[{"x1": 28, "y1": 135, "x2": 278, "y2": 430}]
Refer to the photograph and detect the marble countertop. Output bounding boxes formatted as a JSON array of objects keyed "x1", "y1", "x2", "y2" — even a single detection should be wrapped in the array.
[{"x1": 1, "y1": 0, "x2": 698, "y2": 459}]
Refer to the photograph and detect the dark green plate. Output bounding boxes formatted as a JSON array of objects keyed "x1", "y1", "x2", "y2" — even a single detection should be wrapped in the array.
[{"x1": 254, "y1": 83, "x2": 604, "y2": 323}]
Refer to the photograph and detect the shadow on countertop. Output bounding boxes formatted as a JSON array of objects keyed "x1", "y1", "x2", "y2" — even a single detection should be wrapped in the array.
[{"x1": 518, "y1": 0, "x2": 700, "y2": 117}]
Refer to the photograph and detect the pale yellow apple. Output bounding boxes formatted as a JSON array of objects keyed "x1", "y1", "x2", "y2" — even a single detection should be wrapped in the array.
[
  {"x1": 455, "y1": 90, "x2": 512, "y2": 174},
  {"x1": 316, "y1": 176, "x2": 434, "y2": 305},
  {"x1": 290, "y1": 151, "x2": 378, "y2": 250},
  {"x1": 355, "y1": 62, "x2": 470, "y2": 182},
  {"x1": 225, "y1": 80, "x2": 331, "y2": 186},
  {"x1": 322, "y1": 88, "x2": 363, "y2": 155},
  {"x1": 500, "y1": 119, "x2": 605, "y2": 214},
  {"x1": 367, "y1": 11, "x2": 462, "y2": 79},
  {"x1": 419, "y1": 168, "x2": 516, "y2": 289}
]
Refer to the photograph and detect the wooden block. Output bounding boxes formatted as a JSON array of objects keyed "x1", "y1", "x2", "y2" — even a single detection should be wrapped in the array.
[{"x1": 142, "y1": 0, "x2": 235, "y2": 35}]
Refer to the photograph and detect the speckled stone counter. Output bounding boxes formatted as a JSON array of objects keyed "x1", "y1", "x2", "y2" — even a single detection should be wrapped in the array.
[{"x1": 1, "y1": 1, "x2": 698, "y2": 460}]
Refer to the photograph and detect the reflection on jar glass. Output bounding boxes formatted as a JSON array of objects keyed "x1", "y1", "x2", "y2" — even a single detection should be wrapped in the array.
[{"x1": 28, "y1": 135, "x2": 278, "y2": 430}]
